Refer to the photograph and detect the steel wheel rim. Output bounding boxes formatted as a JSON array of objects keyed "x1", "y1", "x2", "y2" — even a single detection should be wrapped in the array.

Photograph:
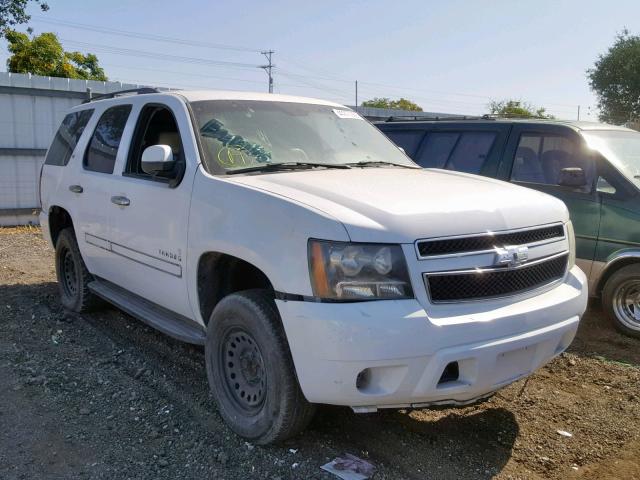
[
  {"x1": 220, "y1": 328, "x2": 266, "y2": 413},
  {"x1": 613, "y1": 279, "x2": 640, "y2": 331},
  {"x1": 61, "y1": 248, "x2": 78, "y2": 297}
]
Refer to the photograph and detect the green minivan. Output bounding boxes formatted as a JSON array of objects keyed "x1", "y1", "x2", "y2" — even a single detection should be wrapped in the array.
[{"x1": 377, "y1": 118, "x2": 640, "y2": 337}]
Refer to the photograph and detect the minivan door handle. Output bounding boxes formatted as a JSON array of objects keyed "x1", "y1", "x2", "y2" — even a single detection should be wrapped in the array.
[
  {"x1": 111, "y1": 195, "x2": 130, "y2": 207},
  {"x1": 68, "y1": 184, "x2": 83, "y2": 193}
]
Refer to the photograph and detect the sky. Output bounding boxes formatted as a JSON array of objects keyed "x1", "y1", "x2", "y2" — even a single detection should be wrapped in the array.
[{"x1": 1, "y1": 0, "x2": 639, "y2": 120}]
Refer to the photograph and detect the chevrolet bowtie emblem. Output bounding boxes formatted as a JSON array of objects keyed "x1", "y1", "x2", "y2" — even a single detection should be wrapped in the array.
[{"x1": 494, "y1": 245, "x2": 529, "y2": 267}]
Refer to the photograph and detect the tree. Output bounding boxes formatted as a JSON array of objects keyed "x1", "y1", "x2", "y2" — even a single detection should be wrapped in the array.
[
  {"x1": 0, "y1": 0, "x2": 48, "y2": 38},
  {"x1": 488, "y1": 99, "x2": 554, "y2": 118},
  {"x1": 588, "y1": 30, "x2": 640, "y2": 124},
  {"x1": 6, "y1": 30, "x2": 107, "y2": 80},
  {"x1": 361, "y1": 97, "x2": 423, "y2": 111}
]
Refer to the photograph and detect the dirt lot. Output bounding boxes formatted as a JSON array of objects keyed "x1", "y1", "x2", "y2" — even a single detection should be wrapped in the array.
[{"x1": 1, "y1": 227, "x2": 639, "y2": 480}]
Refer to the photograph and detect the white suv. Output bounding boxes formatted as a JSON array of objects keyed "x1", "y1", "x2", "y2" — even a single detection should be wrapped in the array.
[{"x1": 40, "y1": 89, "x2": 588, "y2": 444}]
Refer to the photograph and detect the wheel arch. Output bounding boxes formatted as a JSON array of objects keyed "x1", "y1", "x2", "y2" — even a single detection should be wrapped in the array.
[
  {"x1": 595, "y1": 249, "x2": 640, "y2": 295},
  {"x1": 48, "y1": 205, "x2": 75, "y2": 246},
  {"x1": 197, "y1": 251, "x2": 275, "y2": 325}
]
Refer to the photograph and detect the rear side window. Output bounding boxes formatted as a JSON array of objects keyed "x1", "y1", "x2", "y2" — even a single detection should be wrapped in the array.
[
  {"x1": 416, "y1": 131, "x2": 496, "y2": 174},
  {"x1": 84, "y1": 105, "x2": 132, "y2": 174},
  {"x1": 416, "y1": 132, "x2": 459, "y2": 168},
  {"x1": 44, "y1": 109, "x2": 94, "y2": 166},
  {"x1": 383, "y1": 130, "x2": 425, "y2": 156}
]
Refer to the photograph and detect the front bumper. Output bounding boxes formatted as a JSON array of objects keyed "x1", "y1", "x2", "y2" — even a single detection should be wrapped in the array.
[{"x1": 277, "y1": 265, "x2": 587, "y2": 408}]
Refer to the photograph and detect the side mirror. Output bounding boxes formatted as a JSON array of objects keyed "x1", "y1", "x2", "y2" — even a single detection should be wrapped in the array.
[
  {"x1": 558, "y1": 167, "x2": 587, "y2": 187},
  {"x1": 141, "y1": 145, "x2": 175, "y2": 176}
]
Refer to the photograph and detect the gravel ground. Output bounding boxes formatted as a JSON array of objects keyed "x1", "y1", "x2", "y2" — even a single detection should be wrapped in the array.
[{"x1": 1, "y1": 227, "x2": 639, "y2": 480}]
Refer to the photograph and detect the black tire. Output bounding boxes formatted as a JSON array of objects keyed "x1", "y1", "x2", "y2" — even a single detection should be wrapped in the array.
[
  {"x1": 54, "y1": 228, "x2": 101, "y2": 312},
  {"x1": 205, "y1": 289, "x2": 315, "y2": 444},
  {"x1": 602, "y1": 264, "x2": 640, "y2": 338}
]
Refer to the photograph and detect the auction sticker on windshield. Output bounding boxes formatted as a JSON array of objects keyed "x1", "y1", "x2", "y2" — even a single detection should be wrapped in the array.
[{"x1": 333, "y1": 109, "x2": 363, "y2": 120}]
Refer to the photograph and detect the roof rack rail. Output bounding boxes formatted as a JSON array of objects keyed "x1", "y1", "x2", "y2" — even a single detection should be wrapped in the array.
[
  {"x1": 384, "y1": 114, "x2": 491, "y2": 122},
  {"x1": 481, "y1": 113, "x2": 552, "y2": 120},
  {"x1": 83, "y1": 87, "x2": 161, "y2": 104}
]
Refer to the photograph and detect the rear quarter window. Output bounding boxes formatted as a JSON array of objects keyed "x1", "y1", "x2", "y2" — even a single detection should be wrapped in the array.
[
  {"x1": 382, "y1": 130, "x2": 425, "y2": 156},
  {"x1": 44, "y1": 109, "x2": 94, "y2": 166},
  {"x1": 416, "y1": 131, "x2": 497, "y2": 174}
]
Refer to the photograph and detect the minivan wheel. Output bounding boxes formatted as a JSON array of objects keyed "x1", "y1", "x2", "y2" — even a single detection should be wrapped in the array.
[
  {"x1": 54, "y1": 228, "x2": 101, "y2": 312},
  {"x1": 205, "y1": 290, "x2": 315, "y2": 444},
  {"x1": 602, "y1": 264, "x2": 640, "y2": 338}
]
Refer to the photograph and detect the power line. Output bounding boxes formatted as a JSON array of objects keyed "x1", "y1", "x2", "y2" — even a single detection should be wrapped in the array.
[
  {"x1": 100, "y1": 63, "x2": 266, "y2": 85},
  {"x1": 101, "y1": 63, "x2": 341, "y2": 93},
  {"x1": 60, "y1": 38, "x2": 260, "y2": 70},
  {"x1": 276, "y1": 59, "x2": 581, "y2": 109},
  {"x1": 24, "y1": 18, "x2": 585, "y2": 112},
  {"x1": 31, "y1": 16, "x2": 262, "y2": 53}
]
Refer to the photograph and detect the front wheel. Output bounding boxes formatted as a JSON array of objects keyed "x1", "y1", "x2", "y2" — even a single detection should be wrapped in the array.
[
  {"x1": 205, "y1": 290, "x2": 315, "y2": 444},
  {"x1": 602, "y1": 264, "x2": 640, "y2": 338}
]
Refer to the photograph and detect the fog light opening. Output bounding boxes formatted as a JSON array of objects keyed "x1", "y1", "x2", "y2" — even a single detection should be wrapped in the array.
[
  {"x1": 356, "y1": 368, "x2": 371, "y2": 391},
  {"x1": 438, "y1": 362, "x2": 460, "y2": 385}
]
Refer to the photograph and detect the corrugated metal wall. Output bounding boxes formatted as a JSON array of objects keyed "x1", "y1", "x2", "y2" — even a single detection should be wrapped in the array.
[{"x1": 0, "y1": 72, "x2": 143, "y2": 226}]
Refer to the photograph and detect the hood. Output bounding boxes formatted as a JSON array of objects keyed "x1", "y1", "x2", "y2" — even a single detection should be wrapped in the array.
[{"x1": 230, "y1": 168, "x2": 569, "y2": 243}]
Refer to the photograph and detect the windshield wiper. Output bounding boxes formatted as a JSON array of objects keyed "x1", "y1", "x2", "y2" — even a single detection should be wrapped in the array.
[
  {"x1": 226, "y1": 161, "x2": 352, "y2": 175},
  {"x1": 346, "y1": 160, "x2": 419, "y2": 169}
]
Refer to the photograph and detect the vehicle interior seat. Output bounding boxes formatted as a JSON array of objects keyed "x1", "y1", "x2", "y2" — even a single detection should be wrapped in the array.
[
  {"x1": 513, "y1": 146, "x2": 544, "y2": 183},
  {"x1": 157, "y1": 132, "x2": 182, "y2": 157},
  {"x1": 541, "y1": 149, "x2": 572, "y2": 184}
]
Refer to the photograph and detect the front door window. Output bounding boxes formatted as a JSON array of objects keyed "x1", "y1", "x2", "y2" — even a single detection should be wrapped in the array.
[{"x1": 511, "y1": 133, "x2": 595, "y2": 192}]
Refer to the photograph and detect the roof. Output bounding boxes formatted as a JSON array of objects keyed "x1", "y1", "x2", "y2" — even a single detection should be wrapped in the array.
[
  {"x1": 378, "y1": 116, "x2": 634, "y2": 132},
  {"x1": 172, "y1": 90, "x2": 346, "y2": 107},
  {"x1": 76, "y1": 87, "x2": 348, "y2": 109}
]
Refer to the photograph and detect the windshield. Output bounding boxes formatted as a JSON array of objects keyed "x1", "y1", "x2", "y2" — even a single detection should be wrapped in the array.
[
  {"x1": 189, "y1": 100, "x2": 417, "y2": 173},
  {"x1": 581, "y1": 129, "x2": 640, "y2": 187}
]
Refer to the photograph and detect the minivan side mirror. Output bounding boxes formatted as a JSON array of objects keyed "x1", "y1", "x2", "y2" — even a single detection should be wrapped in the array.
[
  {"x1": 141, "y1": 145, "x2": 175, "y2": 176},
  {"x1": 558, "y1": 167, "x2": 587, "y2": 187}
]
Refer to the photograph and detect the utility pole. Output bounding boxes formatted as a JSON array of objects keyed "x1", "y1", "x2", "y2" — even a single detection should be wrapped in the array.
[
  {"x1": 355, "y1": 80, "x2": 358, "y2": 110},
  {"x1": 260, "y1": 50, "x2": 275, "y2": 93},
  {"x1": 577, "y1": 105, "x2": 580, "y2": 121}
]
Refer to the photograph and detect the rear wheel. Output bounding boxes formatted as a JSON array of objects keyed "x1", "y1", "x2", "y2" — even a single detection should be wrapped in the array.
[
  {"x1": 205, "y1": 289, "x2": 315, "y2": 444},
  {"x1": 54, "y1": 228, "x2": 101, "y2": 312},
  {"x1": 602, "y1": 264, "x2": 640, "y2": 338}
]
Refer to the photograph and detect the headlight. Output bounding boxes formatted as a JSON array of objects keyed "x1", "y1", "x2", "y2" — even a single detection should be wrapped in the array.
[
  {"x1": 308, "y1": 240, "x2": 413, "y2": 300},
  {"x1": 566, "y1": 220, "x2": 576, "y2": 268}
]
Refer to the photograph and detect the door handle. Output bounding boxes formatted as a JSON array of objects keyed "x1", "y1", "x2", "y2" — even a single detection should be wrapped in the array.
[
  {"x1": 111, "y1": 195, "x2": 131, "y2": 206},
  {"x1": 68, "y1": 185, "x2": 83, "y2": 193}
]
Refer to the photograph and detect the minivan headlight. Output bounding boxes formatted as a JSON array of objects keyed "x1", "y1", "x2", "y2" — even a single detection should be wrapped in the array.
[
  {"x1": 566, "y1": 220, "x2": 576, "y2": 268},
  {"x1": 308, "y1": 240, "x2": 414, "y2": 300}
]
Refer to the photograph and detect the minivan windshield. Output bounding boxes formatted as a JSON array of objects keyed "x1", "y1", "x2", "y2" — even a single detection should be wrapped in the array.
[
  {"x1": 582, "y1": 130, "x2": 640, "y2": 188},
  {"x1": 190, "y1": 100, "x2": 418, "y2": 173}
]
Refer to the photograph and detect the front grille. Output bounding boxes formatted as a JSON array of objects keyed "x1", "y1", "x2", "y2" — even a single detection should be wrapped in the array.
[
  {"x1": 417, "y1": 224, "x2": 565, "y2": 257},
  {"x1": 426, "y1": 253, "x2": 568, "y2": 302}
]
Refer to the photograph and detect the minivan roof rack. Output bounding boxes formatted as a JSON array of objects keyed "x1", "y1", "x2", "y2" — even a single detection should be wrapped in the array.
[
  {"x1": 384, "y1": 114, "x2": 492, "y2": 122},
  {"x1": 480, "y1": 113, "x2": 553, "y2": 120},
  {"x1": 83, "y1": 87, "x2": 162, "y2": 104}
]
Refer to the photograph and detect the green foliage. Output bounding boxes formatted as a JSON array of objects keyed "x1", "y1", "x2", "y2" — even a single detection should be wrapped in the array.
[
  {"x1": 0, "y1": 0, "x2": 48, "y2": 37},
  {"x1": 588, "y1": 30, "x2": 640, "y2": 125},
  {"x1": 6, "y1": 30, "x2": 107, "y2": 80},
  {"x1": 361, "y1": 97, "x2": 423, "y2": 111},
  {"x1": 488, "y1": 99, "x2": 554, "y2": 119}
]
